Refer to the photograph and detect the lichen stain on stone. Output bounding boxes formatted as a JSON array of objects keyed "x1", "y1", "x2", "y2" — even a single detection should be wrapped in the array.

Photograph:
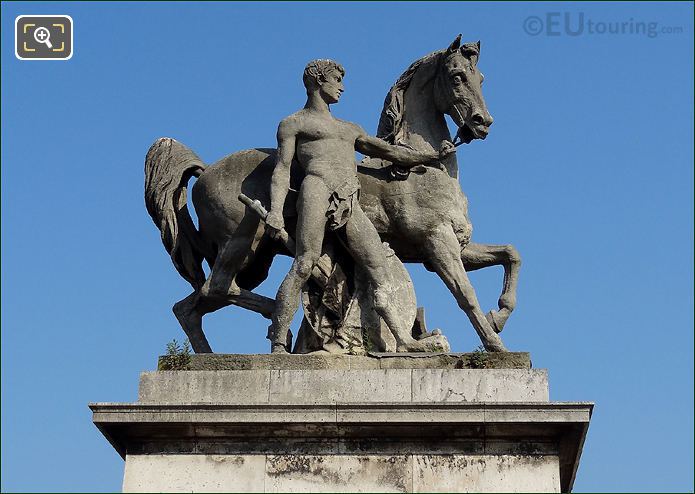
[
  {"x1": 418, "y1": 455, "x2": 485, "y2": 470},
  {"x1": 207, "y1": 455, "x2": 245, "y2": 466},
  {"x1": 369, "y1": 456, "x2": 409, "y2": 491},
  {"x1": 354, "y1": 440, "x2": 378, "y2": 453},
  {"x1": 267, "y1": 455, "x2": 313, "y2": 475},
  {"x1": 495, "y1": 455, "x2": 545, "y2": 474},
  {"x1": 517, "y1": 441, "x2": 542, "y2": 455},
  {"x1": 266, "y1": 455, "x2": 348, "y2": 485}
]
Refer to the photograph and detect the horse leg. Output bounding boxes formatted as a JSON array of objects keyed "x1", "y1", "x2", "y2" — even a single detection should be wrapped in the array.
[
  {"x1": 202, "y1": 233, "x2": 276, "y2": 318},
  {"x1": 201, "y1": 215, "x2": 277, "y2": 315},
  {"x1": 173, "y1": 290, "x2": 212, "y2": 353},
  {"x1": 461, "y1": 242, "x2": 521, "y2": 333},
  {"x1": 425, "y1": 226, "x2": 507, "y2": 352},
  {"x1": 174, "y1": 288, "x2": 275, "y2": 353},
  {"x1": 173, "y1": 227, "x2": 275, "y2": 354}
]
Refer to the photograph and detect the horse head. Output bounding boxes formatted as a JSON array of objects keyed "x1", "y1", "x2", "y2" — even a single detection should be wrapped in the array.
[
  {"x1": 377, "y1": 35, "x2": 493, "y2": 154},
  {"x1": 433, "y1": 35, "x2": 493, "y2": 145}
]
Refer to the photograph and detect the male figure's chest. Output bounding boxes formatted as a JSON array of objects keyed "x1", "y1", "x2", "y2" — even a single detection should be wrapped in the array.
[{"x1": 298, "y1": 118, "x2": 354, "y2": 143}]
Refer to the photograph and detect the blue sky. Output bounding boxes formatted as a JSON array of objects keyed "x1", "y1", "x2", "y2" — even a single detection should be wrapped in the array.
[{"x1": 1, "y1": 1, "x2": 693, "y2": 492}]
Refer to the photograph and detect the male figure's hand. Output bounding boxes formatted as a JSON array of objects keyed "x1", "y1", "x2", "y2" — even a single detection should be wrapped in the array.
[
  {"x1": 265, "y1": 211, "x2": 284, "y2": 240},
  {"x1": 439, "y1": 140, "x2": 456, "y2": 159},
  {"x1": 423, "y1": 140, "x2": 456, "y2": 164}
]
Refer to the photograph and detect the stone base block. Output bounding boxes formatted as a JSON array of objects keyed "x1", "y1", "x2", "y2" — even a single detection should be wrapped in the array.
[
  {"x1": 91, "y1": 354, "x2": 592, "y2": 493},
  {"x1": 123, "y1": 454, "x2": 560, "y2": 493}
]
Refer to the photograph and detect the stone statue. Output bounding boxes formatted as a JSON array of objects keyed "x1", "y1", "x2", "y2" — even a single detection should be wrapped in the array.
[
  {"x1": 264, "y1": 59, "x2": 453, "y2": 354},
  {"x1": 144, "y1": 35, "x2": 520, "y2": 354}
]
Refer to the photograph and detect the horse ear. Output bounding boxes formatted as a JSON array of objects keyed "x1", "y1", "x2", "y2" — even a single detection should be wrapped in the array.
[
  {"x1": 460, "y1": 41, "x2": 480, "y2": 65},
  {"x1": 446, "y1": 34, "x2": 462, "y2": 55}
]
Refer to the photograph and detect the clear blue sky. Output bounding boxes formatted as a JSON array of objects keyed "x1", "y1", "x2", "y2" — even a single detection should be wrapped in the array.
[{"x1": 2, "y1": 2, "x2": 693, "y2": 492}]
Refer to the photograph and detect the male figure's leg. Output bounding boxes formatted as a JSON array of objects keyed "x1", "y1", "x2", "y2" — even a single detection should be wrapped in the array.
[
  {"x1": 341, "y1": 203, "x2": 416, "y2": 348},
  {"x1": 269, "y1": 178, "x2": 330, "y2": 353}
]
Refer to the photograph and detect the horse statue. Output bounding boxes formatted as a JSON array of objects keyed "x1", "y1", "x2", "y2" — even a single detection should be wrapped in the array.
[{"x1": 145, "y1": 35, "x2": 520, "y2": 354}]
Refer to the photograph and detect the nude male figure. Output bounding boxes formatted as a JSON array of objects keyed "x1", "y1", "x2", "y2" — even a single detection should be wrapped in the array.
[{"x1": 265, "y1": 59, "x2": 454, "y2": 354}]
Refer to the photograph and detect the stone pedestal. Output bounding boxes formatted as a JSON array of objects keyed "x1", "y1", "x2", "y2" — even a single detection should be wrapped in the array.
[{"x1": 90, "y1": 353, "x2": 592, "y2": 492}]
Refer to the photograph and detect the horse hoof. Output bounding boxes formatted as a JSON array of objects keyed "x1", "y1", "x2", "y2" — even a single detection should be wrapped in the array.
[
  {"x1": 271, "y1": 344, "x2": 289, "y2": 354},
  {"x1": 483, "y1": 338, "x2": 508, "y2": 352},
  {"x1": 486, "y1": 310, "x2": 508, "y2": 334},
  {"x1": 398, "y1": 334, "x2": 450, "y2": 353},
  {"x1": 415, "y1": 328, "x2": 443, "y2": 340}
]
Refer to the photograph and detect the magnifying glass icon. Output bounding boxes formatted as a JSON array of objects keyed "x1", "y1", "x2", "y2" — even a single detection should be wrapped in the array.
[{"x1": 33, "y1": 27, "x2": 53, "y2": 49}]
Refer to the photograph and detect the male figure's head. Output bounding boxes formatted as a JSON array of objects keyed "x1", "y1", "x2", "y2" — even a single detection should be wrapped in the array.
[{"x1": 303, "y1": 59, "x2": 345, "y2": 104}]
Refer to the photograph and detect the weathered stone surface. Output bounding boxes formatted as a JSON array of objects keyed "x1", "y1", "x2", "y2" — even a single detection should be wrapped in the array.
[
  {"x1": 167, "y1": 353, "x2": 377, "y2": 371},
  {"x1": 265, "y1": 455, "x2": 413, "y2": 493},
  {"x1": 334, "y1": 403, "x2": 487, "y2": 424},
  {"x1": 164, "y1": 352, "x2": 532, "y2": 371},
  {"x1": 139, "y1": 370, "x2": 270, "y2": 404},
  {"x1": 372, "y1": 352, "x2": 532, "y2": 370},
  {"x1": 96, "y1": 400, "x2": 589, "y2": 493},
  {"x1": 269, "y1": 369, "x2": 412, "y2": 404},
  {"x1": 411, "y1": 369, "x2": 548, "y2": 402},
  {"x1": 412, "y1": 454, "x2": 560, "y2": 493},
  {"x1": 121, "y1": 453, "x2": 560, "y2": 493},
  {"x1": 138, "y1": 368, "x2": 546, "y2": 404},
  {"x1": 123, "y1": 454, "x2": 266, "y2": 493}
]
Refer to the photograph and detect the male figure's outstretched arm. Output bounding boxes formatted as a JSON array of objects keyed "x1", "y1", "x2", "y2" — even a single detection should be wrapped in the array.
[
  {"x1": 355, "y1": 129, "x2": 455, "y2": 167},
  {"x1": 266, "y1": 118, "x2": 297, "y2": 236}
]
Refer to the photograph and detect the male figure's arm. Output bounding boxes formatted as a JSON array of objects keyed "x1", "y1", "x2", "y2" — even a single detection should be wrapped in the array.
[
  {"x1": 355, "y1": 129, "x2": 455, "y2": 167},
  {"x1": 266, "y1": 119, "x2": 297, "y2": 236}
]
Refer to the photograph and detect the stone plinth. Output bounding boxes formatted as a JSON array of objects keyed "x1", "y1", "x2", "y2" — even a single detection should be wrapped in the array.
[
  {"x1": 163, "y1": 351, "x2": 533, "y2": 371},
  {"x1": 90, "y1": 354, "x2": 592, "y2": 493}
]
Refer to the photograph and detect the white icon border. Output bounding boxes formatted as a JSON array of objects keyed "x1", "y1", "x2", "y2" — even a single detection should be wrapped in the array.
[{"x1": 15, "y1": 15, "x2": 74, "y2": 61}]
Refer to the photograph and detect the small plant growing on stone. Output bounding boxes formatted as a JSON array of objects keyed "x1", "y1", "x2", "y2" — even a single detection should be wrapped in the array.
[
  {"x1": 469, "y1": 344, "x2": 489, "y2": 369},
  {"x1": 159, "y1": 338, "x2": 192, "y2": 370}
]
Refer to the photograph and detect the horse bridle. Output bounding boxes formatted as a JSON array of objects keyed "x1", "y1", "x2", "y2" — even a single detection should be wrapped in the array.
[{"x1": 388, "y1": 53, "x2": 468, "y2": 180}]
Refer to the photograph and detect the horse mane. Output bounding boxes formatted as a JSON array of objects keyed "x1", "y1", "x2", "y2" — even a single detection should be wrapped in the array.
[{"x1": 376, "y1": 50, "x2": 443, "y2": 144}]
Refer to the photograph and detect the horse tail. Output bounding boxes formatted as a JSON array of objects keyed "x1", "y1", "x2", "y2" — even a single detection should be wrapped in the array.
[{"x1": 144, "y1": 137, "x2": 209, "y2": 290}]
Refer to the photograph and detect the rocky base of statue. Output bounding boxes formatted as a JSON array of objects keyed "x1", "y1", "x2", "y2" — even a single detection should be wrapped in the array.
[
  {"x1": 286, "y1": 241, "x2": 455, "y2": 356},
  {"x1": 91, "y1": 353, "x2": 592, "y2": 493}
]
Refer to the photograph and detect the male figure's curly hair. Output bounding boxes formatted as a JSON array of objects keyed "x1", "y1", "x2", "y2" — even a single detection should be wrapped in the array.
[{"x1": 303, "y1": 59, "x2": 345, "y2": 92}]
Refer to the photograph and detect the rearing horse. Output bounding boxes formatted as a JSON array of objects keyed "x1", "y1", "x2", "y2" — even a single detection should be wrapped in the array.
[{"x1": 145, "y1": 35, "x2": 520, "y2": 353}]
